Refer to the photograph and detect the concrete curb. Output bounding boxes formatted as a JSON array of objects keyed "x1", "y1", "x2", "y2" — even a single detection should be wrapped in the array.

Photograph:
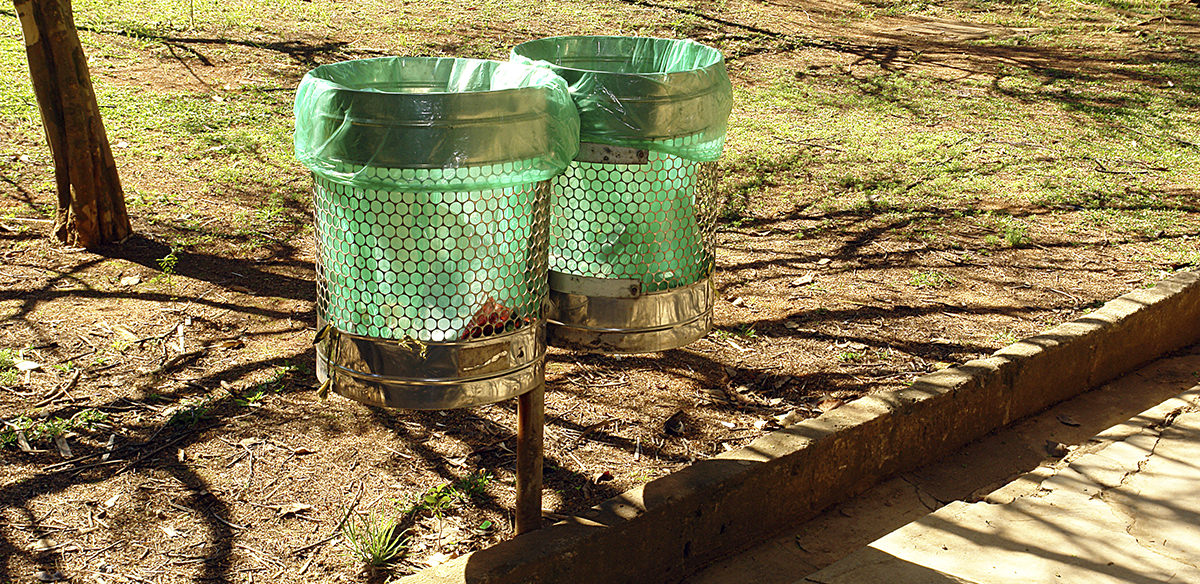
[{"x1": 402, "y1": 271, "x2": 1200, "y2": 584}]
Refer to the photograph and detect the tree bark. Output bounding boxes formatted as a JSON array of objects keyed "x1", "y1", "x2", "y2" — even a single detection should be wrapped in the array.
[{"x1": 15, "y1": 0, "x2": 131, "y2": 248}]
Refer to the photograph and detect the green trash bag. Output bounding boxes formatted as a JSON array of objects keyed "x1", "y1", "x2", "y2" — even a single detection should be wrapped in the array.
[
  {"x1": 294, "y1": 57, "x2": 579, "y2": 342},
  {"x1": 511, "y1": 37, "x2": 731, "y2": 291},
  {"x1": 510, "y1": 36, "x2": 732, "y2": 161}
]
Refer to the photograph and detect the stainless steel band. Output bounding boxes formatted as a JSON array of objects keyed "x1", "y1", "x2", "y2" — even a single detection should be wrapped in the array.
[
  {"x1": 316, "y1": 319, "x2": 544, "y2": 409},
  {"x1": 546, "y1": 276, "x2": 714, "y2": 353}
]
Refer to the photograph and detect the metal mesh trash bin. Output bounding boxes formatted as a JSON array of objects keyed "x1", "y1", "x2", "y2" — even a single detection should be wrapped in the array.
[
  {"x1": 512, "y1": 36, "x2": 733, "y2": 354},
  {"x1": 294, "y1": 57, "x2": 579, "y2": 409}
]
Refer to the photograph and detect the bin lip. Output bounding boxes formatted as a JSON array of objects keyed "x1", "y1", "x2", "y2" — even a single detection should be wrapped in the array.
[
  {"x1": 511, "y1": 35, "x2": 726, "y2": 76},
  {"x1": 302, "y1": 56, "x2": 563, "y2": 97}
]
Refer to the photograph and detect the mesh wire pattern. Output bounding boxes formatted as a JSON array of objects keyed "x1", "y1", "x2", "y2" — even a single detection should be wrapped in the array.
[
  {"x1": 550, "y1": 148, "x2": 720, "y2": 294},
  {"x1": 314, "y1": 161, "x2": 550, "y2": 343}
]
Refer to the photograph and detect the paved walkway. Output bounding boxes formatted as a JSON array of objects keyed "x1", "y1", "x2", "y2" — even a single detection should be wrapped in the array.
[
  {"x1": 688, "y1": 348, "x2": 1200, "y2": 584},
  {"x1": 808, "y1": 366, "x2": 1200, "y2": 583}
]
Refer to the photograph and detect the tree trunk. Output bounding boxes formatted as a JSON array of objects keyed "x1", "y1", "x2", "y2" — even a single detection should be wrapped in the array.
[{"x1": 14, "y1": 0, "x2": 131, "y2": 248}]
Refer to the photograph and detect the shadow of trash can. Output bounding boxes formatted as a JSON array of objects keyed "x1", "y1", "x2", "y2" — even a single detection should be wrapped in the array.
[
  {"x1": 294, "y1": 56, "x2": 579, "y2": 409},
  {"x1": 511, "y1": 36, "x2": 733, "y2": 354}
]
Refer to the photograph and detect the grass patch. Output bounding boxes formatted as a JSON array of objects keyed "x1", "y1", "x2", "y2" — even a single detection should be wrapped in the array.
[
  {"x1": 0, "y1": 409, "x2": 111, "y2": 448},
  {"x1": 342, "y1": 510, "x2": 410, "y2": 568}
]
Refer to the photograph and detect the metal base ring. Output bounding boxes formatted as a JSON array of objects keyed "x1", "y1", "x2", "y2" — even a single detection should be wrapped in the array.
[
  {"x1": 315, "y1": 320, "x2": 545, "y2": 410},
  {"x1": 546, "y1": 276, "x2": 714, "y2": 354}
]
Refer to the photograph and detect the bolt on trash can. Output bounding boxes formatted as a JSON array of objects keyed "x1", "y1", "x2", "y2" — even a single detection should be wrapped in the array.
[
  {"x1": 511, "y1": 36, "x2": 733, "y2": 354},
  {"x1": 294, "y1": 57, "x2": 579, "y2": 409}
]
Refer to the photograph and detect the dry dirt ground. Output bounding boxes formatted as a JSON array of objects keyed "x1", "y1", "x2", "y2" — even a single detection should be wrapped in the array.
[{"x1": 1, "y1": 0, "x2": 1198, "y2": 582}]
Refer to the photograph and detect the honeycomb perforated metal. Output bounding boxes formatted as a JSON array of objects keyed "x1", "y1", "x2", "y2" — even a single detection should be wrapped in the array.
[
  {"x1": 314, "y1": 161, "x2": 549, "y2": 343},
  {"x1": 312, "y1": 160, "x2": 550, "y2": 409},
  {"x1": 546, "y1": 142, "x2": 720, "y2": 353},
  {"x1": 550, "y1": 151, "x2": 718, "y2": 293}
]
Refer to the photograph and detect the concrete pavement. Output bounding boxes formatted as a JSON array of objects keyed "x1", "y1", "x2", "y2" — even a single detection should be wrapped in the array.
[{"x1": 806, "y1": 362, "x2": 1200, "y2": 584}]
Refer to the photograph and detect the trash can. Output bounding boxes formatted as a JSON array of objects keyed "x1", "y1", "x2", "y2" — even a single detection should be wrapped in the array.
[
  {"x1": 294, "y1": 57, "x2": 579, "y2": 409},
  {"x1": 511, "y1": 36, "x2": 733, "y2": 354}
]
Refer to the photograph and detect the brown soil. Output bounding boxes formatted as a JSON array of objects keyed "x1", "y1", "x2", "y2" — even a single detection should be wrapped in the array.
[{"x1": 2, "y1": 2, "x2": 1198, "y2": 583}]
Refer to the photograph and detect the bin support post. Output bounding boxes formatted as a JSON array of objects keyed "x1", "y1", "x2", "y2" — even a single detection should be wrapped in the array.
[{"x1": 515, "y1": 383, "x2": 544, "y2": 535}]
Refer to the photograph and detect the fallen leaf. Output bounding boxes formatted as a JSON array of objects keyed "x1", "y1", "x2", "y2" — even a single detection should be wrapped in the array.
[
  {"x1": 817, "y1": 398, "x2": 845, "y2": 412},
  {"x1": 774, "y1": 410, "x2": 803, "y2": 426},
  {"x1": 730, "y1": 297, "x2": 745, "y2": 307},
  {"x1": 53, "y1": 435, "x2": 72, "y2": 458},
  {"x1": 33, "y1": 538, "x2": 55, "y2": 551},
  {"x1": 663, "y1": 410, "x2": 688, "y2": 436},
  {"x1": 292, "y1": 446, "x2": 316, "y2": 455},
  {"x1": 101, "y1": 434, "x2": 117, "y2": 461},
  {"x1": 112, "y1": 325, "x2": 139, "y2": 342},
  {"x1": 719, "y1": 420, "x2": 737, "y2": 429},
  {"x1": 160, "y1": 525, "x2": 185, "y2": 538},
  {"x1": 34, "y1": 571, "x2": 66, "y2": 582},
  {"x1": 1044, "y1": 440, "x2": 1070, "y2": 457},
  {"x1": 119, "y1": 275, "x2": 141, "y2": 286},
  {"x1": 753, "y1": 419, "x2": 769, "y2": 430},
  {"x1": 816, "y1": 258, "x2": 832, "y2": 265},
  {"x1": 15, "y1": 431, "x2": 33, "y2": 452},
  {"x1": 14, "y1": 360, "x2": 42, "y2": 372},
  {"x1": 1056, "y1": 414, "x2": 1081, "y2": 427},
  {"x1": 114, "y1": 140, "x2": 129, "y2": 148},
  {"x1": 103, "y1": 494, "x2": 120, "y2": 508},
  {"x1": 425, "y1": 552, "x2": 456, "y2": 566},
  {"x1": 702, "y1": 387, "x2": 730, "y2": 403},
  {"x1": 276, "y1": 503, "x2": 313, "y2": 518},
  {"x1": 784, "y1": 320, "x2": 801, "y2": 330},
  {"x1": 789, "y1": 274, "x2": 814, "y2": 287},
  {"x1": 208, "y1": 338, "x2": 244, "y2": 349},
  {"x1": 237, "y1": 438, "x2": 262, "y2": 449}
]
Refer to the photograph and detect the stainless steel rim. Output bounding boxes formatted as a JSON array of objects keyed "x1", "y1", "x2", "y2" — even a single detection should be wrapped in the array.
[
  {"x1": 316, "y1": 320, "x2": 545, "y2": 409},
  {"x1": 546, "y1": 276, "x2": 713, "y2": 353}
]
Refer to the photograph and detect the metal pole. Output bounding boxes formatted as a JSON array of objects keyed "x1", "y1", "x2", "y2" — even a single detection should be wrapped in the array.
[{"x1": 515, "y1": 383, "x2": 544, "y2": 535}]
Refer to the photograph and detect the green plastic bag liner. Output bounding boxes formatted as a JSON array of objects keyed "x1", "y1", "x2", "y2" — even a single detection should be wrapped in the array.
[
  {"x1": 294, "y1": 57, "x2": 578, "y2": 409},
  {"x1": 511, "y1": 37, "x2": 731, "y2": 353}
]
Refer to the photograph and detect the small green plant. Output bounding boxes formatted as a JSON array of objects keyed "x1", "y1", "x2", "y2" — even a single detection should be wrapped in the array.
[
  {"x1": 234, "y1": 388, "x2": 267, "y2": 407},
  {"x1": 235, "y1": 363, "x2": 304, "y2": 406},
  {"x1": 412, "y1": 484, "x2": 459, "y2": 517},
  {"x1": 1003, "y1": 224, "x2": 1030, "y2": 248},
  {"x1": 167, "y1": 397, "x2": 214, "y2": 426},
  {"x1": 341, "y1": 510, "x2": 409, "y2": 568},
  {"x1": 151, "y1": 250, "x2": 180, "y2": 293},
  {"x1": 401, "y1": 472, "x2": 494, "y2": 550},
  {"x1": 713, "y1": 325, "x2": 759, "y2": 342},
  {"x1": 735, "y1": 324, "x2": 759, "y2": 340},
  {"x1": 992, "y1": 330, "x2": 1020, "y2": 345},
  {"x1": 0, "y1": 348, "x2": 18, "y2": 386},
  {"x1": 0, "y1": 409, "x2": 110, "y2": 448},
  {"x1": 838, "y1": 350, "x2": 865, "y2": 363},
  {"x1": 909, "y1": 270, "x2": 955, "y2": 288},
  {"x1": 453, "y1": 471, "x2": 493, "y2": 498}
]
